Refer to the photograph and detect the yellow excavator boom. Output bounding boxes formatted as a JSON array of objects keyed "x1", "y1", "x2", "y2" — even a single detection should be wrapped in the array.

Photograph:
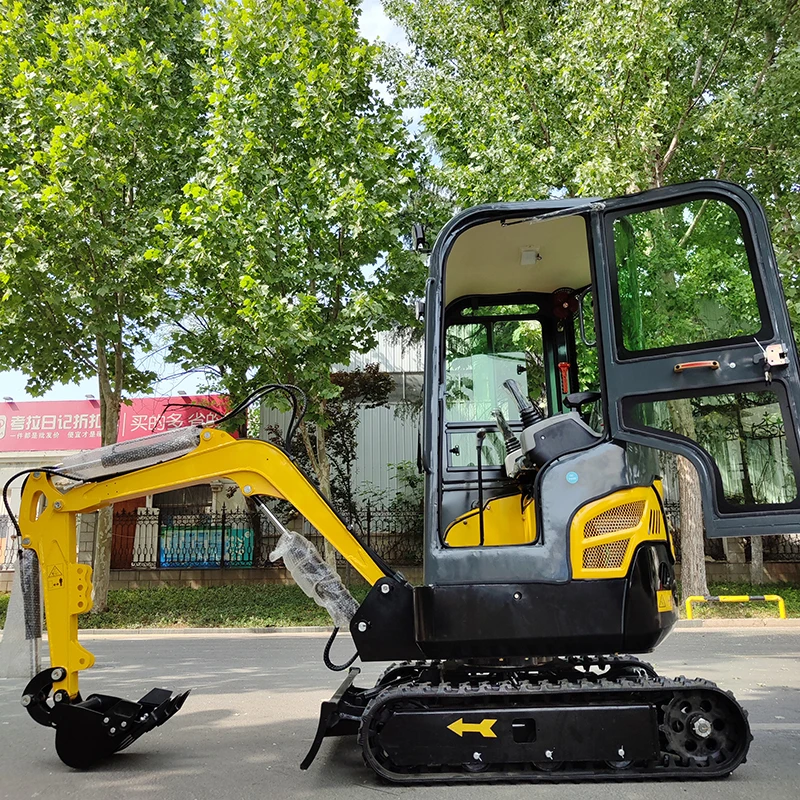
[{"x1": 18, "y1": 428, "x2": 386, "y2": 700}]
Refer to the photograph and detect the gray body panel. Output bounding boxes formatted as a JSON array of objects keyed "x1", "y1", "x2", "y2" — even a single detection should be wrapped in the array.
[{"x1": 423, "y1": 443, "x2": 629, "y2": 585}]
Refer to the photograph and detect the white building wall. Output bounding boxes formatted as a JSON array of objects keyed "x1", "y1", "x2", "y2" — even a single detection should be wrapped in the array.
[
  {"x1": 0, "y1": 451, "x2": 81, "y2": 517},
  {"x1": 335, "y1": 333, "x2": 424, "y2": 373},
  {"x1": 261, "y1": 404, "x2": 419, "y2": 497},
  {"x1": 351, "y1": 405, "x2": 419, "y2": 497}
]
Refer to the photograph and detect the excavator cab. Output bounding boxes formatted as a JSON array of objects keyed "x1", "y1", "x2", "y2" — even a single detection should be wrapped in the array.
[
  {"x1": 401, "y1": 181, "x2": 800, "y2": 658},
  {"x1": 13, "y1": 180, "x2": 800, "y2": 780}
]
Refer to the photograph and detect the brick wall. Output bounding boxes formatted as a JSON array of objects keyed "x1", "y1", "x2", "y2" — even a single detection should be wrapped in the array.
[
  {"x1": 703, "y1": 561, "x2": 800, "y2": 584},
  {"x1": 108, "y1": 565, "x2": 425, "y2": 590},
  {"x1": 109, "y1": 567, "x2": 297, "y2": 590}
]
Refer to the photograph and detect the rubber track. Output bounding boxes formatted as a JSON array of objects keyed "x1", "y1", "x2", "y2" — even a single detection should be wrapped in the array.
[{"x1": 358, "y1": 666, "x2": 752, "y2": 784}]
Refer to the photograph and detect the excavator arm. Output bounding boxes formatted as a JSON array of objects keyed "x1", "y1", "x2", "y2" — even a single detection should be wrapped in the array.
[{"x1": 15, "y1": 426, "x2": 389, "y2": 767}]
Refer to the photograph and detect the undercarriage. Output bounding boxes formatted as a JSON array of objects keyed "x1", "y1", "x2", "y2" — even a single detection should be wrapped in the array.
[{"x1": 307, "y1": 656, "x2": 752, "y2": 783}]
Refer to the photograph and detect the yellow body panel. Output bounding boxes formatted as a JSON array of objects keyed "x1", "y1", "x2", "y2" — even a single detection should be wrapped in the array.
[
  {"x1": 18, "y1": 429, "x2": 386, "y2": 699},
  {"x1": 652, "y1": 478, "x2": 677, "y2": 559},
  {"x1": 445, "y1": 492, "x2": 536, "y2": 547},
  {"x1": 657, "y1": 589, "x2": 674, "y2": 612},
  {"x1": 569, "y1": 485, "x2": 668, "y2": 580}
]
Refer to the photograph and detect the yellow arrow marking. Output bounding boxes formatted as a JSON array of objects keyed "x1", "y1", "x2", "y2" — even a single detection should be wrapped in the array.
[{"x1": 447, "y1": 718, "x2": 497, "y2": 738}]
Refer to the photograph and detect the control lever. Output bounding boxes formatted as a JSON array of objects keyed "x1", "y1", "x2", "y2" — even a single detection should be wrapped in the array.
[
  {"x1": 493, "y1": 408, "x2": 526, "y2": 478},
  {"x1": 491, "y1": 408, "x2": 521, "y2": 456},
  {"x1": 502, "y1": 379, "x2": 544, "y2": 427}
]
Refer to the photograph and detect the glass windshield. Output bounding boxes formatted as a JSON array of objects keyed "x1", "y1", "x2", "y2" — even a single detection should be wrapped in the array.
[
  {"x1": 445, "y1": 313, "x2": 546, "y2": 422},
  {"x1": 613, "y1": 198, "x2": 761, "y2": 354}
]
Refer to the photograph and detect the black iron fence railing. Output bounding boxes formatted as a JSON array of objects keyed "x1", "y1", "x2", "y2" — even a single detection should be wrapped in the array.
[
  {"x1": 111, "y1": 506, "x2": 260, "y2": 569},
  {"x1": 6, "y1": 500, "x2": 800, "y2": 573},
  {"x1": 662, "y1": 501, "x2": 800, "y2": 562},
  {"x1": 757, "y1": 535, "x2": 800, "y2": 562},
  {"x1": 109, "y1": 503, "x2": 425, "y2": 570}
]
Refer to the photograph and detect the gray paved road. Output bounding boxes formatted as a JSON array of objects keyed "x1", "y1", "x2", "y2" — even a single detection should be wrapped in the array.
[{"x1": 0, "y1": 629, "x2": 799, "y2": 800}]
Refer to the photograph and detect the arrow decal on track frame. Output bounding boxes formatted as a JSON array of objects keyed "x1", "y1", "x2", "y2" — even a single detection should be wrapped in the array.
[{"x1": 447, "y1": 718, "x2": 497, "y2": 738}]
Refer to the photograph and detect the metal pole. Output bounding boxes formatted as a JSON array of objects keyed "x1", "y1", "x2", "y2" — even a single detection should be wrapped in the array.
[
  {"x1": 220, "y1": 504, "x2": 226, "y2": 569},
  {"x1": 476, "y1": 429, "x2": 487, "y2": 546}
]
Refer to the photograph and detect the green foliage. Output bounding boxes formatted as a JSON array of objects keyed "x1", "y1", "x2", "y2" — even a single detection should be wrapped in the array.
[
  {"x1": 0, "y1": 1, "x2": 202, "y2": 410},
  {"x1": 276, "y1": 365, "x2": 395, "y2": 514},
  {"x1": 162, "y1": 0, "x2": 424, "y2": 418},
  {"x1": 0, "y1": 590, "x2": 7, "y2": 627},
  {"x1": 326, "y1": 365, "x2": 394, "y2": 511},
  {"x1": 389, "y1": 459, "x2": 424, "y2": 511},
  {"x1": 385, "y1": 0, "x2": 800, "y2": 325},
  {"x1": 616, "y1": 199, "x2": 761, "y2": 353},
  {"x1": 75, "y1": 584, "x2": 370, "y2": 629}
]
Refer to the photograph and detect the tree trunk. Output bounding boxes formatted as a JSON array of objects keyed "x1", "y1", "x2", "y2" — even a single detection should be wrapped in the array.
[
  {"x1": 667, "y1": 399, "x2": 709, "y2": 600},
  {"x1": 749, "y1": 536, "x2": 764, "y2": 585},
  {"x1": 314, "y1": 427, "x2": 339, "y2": 571},
  {"x1": 90, "y1": 338, "x2": 123, "y2": 613},
  {"x1": 300, "y1": 420, "x2": 339, "y2": 572},
  {"x1": 675, "y1": 454, "x2": 709, "y2": 599},
  {"x1": 92, "y1": 506, "x2": 114, "y2": 612}
]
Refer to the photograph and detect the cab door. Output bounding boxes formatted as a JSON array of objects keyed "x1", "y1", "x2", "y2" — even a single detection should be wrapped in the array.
[{"x1": 592, "y1": 180, "x2": 800, "y2": 537}]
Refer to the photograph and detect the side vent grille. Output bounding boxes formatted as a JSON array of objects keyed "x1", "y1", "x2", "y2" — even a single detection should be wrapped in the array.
[
  {"x1": 580, "y1": 499, "x2": 648, "y2": 573},
  {"x1": 584, "y1": 501, "x2": 646, "y2": 538},
  {"x1": 648, "y1": 508, "x2": 662, "y2": 537},
  {"x1": 582, "y1": 539, "x2": 630, "y2": 570}
]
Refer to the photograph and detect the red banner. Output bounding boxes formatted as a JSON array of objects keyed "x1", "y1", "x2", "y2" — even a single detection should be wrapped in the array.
[{"x1": 0, "y1": 395, "x2": 228, "y2": 452}]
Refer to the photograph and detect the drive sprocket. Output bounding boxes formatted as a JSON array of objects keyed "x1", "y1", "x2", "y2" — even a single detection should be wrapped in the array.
[{"x1": 660, "y1": 690, "x2": 747, "y2": 768}]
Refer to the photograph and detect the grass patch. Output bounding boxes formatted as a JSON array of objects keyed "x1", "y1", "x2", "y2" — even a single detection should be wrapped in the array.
[
  {"x1": 684, "y1": 582, "x2": 800, "y2": 619},
  {"x1": 77, "y1": 584, "x2": 371, "y2": 629},
  {"x1": 2, "y1": 581, "x2": 798, "y2": 631},
  {"x1": 77, "y1": 580, "x2": 800, "y2": 627}
]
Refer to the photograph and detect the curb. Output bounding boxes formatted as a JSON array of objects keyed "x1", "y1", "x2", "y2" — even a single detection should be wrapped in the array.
[
  {"x1": 76, "y1": 619, "x2": 800, "y2": 635},
  {"x1": 675, "y1": 618, "x2": 800, "y2": 629},
  {"x1": 78, "y1": 625, "x2": 336, "y2": 636},
  {"x1": 4, "y1": 622, "x2": 798, "y2": 641}
]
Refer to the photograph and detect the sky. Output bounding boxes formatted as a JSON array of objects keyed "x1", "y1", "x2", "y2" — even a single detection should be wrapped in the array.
[{"x1": 0, "y1": 1, "x2": 410, "y2": 404}]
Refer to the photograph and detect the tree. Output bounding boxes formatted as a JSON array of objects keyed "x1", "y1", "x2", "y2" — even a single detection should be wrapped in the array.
[
  {"x1": 321, "y1": 365, "x2": 396, "y2": 516},
  {"x1": 385, "y1": 0, "x2": 800, "y2": 598},
  {"x1": 0, "y1": 0, "x2": 203, "y2": 609},
  {"x1": 163, "y1": 0, "x2": 423, "y2": 563},
  {"x1": 265, "y1": 363, "x2": 394, "y2": 513}
]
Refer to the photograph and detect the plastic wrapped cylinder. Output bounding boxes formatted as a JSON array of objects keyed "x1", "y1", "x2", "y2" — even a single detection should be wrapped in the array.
[
  {"x1": 58, "y1": 426, "x2": 202, "y2": 480},
  {"x1": 269, "y1": 531, "x2": 359, "y2": 628}
]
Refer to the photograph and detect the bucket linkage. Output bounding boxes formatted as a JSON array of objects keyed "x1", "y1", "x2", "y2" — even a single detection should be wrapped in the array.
[{"x1": 22, "y1": 666, "x2": 190, "y2": 769}]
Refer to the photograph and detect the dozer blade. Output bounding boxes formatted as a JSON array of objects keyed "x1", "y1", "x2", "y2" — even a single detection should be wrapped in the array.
[{"x1": 22, "y1": 667, "x2": 190, "y2": 769}]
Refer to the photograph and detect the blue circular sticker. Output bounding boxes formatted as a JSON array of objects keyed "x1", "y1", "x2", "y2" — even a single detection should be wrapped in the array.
[{"x1": 566, "y1": 471, "x2": 579, "y2": 485}]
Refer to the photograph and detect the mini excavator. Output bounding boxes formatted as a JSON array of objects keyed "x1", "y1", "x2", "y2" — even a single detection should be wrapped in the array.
[{"x1": 11, "y1": 180, "x2": 800, "y2": 781}]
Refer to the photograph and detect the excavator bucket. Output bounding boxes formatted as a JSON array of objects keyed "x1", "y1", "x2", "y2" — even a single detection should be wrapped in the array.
[{"x1": 22, "y1": 667, "x2": 189, "y2": 769}]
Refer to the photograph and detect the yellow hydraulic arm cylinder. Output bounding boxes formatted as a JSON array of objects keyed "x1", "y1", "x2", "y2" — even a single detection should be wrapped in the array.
[{"x1": 18, "y1": 428, "x2": 388, "y2": 700}]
